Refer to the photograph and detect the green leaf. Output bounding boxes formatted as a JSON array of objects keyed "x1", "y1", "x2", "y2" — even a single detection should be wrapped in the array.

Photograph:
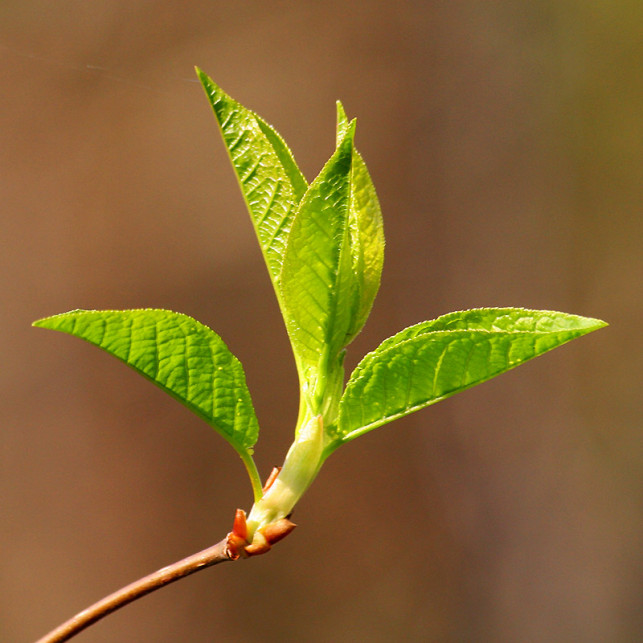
[
  {"x1": 196, "y1": 68, "x2": 307, "y2": 291},
  {"x1": 33, "y1": 309, "x2": 260, "y2": 456},
  {"x1": 334, "y1": 308, "x2": 607, "y2": 445},
  {"x1": 335, "y1": 102, "x2": 385, "y2": 343},
  {"x1": 280, "y1": 122, "x2": 357, "y2": 385}
]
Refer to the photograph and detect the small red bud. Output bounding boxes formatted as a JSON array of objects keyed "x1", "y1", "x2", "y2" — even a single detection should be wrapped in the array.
[
  {"x1": 232, "y1": 508, "x2": 248, "y2": 541},
  {"x1": 225, "y1": 508, "x2": 250, "y2": 560}
]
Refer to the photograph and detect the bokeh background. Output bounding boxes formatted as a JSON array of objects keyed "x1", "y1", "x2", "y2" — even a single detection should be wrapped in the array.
[{"x1": 2, "y1": 2, "x2": 640, "y2": 641}]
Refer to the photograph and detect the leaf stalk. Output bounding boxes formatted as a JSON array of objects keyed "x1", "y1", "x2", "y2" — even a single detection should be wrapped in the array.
[{"x1": 240, "y1": 449, "x2": 264, "y2": 503}]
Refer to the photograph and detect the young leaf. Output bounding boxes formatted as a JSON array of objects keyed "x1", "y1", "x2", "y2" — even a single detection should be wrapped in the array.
[
  {"x1": 335, "y1": 102, "x2": 385, "y2": 343},
  {"x1": 347, "y1": 163, "x2": 385, "y2": 340},
  {"x1": 333, "y1": 308, "x2": 606, "y2": 445},
  {"x1": 196, "y1": 68, "x2": 307, "y2": 291},
  {"x1": 33, "y1": 309, "x2": 260, "y2": 456},
  {"x1": 280, "y1": 122, "x2": 357, "y2": 384}
]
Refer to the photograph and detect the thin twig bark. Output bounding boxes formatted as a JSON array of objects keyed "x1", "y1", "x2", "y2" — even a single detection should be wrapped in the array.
[{"x1": 36, "y1": 537, "x2": 234, "y2": 643}]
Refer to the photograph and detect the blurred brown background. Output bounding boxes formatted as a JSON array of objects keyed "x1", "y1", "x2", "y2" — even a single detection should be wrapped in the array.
[{"x1": 1, "y1": 2, "x2": 640, "y2": 641}]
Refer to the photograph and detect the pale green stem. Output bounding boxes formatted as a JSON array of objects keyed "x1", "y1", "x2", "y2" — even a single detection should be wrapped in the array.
[{"x1": 245, "y1": 413, "x2": 324, "y2": 537}]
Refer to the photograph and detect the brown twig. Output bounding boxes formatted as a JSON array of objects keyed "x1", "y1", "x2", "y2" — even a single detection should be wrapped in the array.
[{"x1": 35, "y1": 537, "x2": 234, "y2": 643}]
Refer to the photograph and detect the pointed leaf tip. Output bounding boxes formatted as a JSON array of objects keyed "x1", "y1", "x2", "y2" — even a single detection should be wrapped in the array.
[{"x1": 336, "y1": 101, "x2": 349, "y2": 145}]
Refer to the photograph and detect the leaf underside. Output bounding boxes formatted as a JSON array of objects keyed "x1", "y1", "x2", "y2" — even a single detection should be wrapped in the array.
[
  {"x1": 334, "y1": 308, "x2": 606, "y2": 445},
  {"x1": 33, "y1": 309, "x2": 259, "y2": 455}
]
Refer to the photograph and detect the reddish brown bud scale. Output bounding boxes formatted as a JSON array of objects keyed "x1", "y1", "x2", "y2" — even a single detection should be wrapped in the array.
[
  {"x1": 224, "y1": 532, "x2": 245, "y2": 560},
  {"x1": 262, "y1": 466, "x2": 282, "y2": 493},
  {"x1": 226, "y1": 505, "x2": 297, "y2": 558},
  {"x1": 232, "y1": 508, "x2": 248, "y2": 541},
  {"x1": 262, "y1": 517, "x2": 297, "y2": 545},
  {"x1": 244, "y1": 517, "x2": 297, "y2": 556},
  {"x1": 225, "y1": 508, "x2": 250, "y2": 559},
  {"x1": 244, "y1": 531, "x2": 271, "y2": 556}
]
